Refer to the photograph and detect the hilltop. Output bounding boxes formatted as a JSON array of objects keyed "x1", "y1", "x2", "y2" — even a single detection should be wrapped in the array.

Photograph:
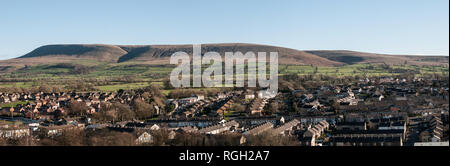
[
  {"x1": 306, "y1": 50, "x2": 448, "y2": 66},
  {"x1": 0, "y1": 43, "x2": 448, "y2": 69}
]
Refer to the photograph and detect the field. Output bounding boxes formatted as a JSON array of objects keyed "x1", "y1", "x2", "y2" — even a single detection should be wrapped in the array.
[
  {"x1": 280, "y1": 64, "x2": 449, "y2": 77},
  {"x1": 0, "y1": 101, "x2": 29, "y2": 108},
  {"x1": 0, "y1": 62, "x2": 448, "y2": 93}
]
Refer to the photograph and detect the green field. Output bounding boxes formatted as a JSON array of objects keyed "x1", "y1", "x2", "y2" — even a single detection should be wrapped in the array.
[
  {"x1": 0, "y1": 63, "x2": 448, "y2": 92},
  {"x1": 0, "y1": 101, "x2": 29, "y2": 108},
  {"x1": 279, "y1": 64, "x2": 449, "y2": 77}
]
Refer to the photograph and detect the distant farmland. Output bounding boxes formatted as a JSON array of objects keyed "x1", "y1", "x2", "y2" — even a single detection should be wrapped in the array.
[
  {"x1": 0, "y1": 43, "x2": 448, "y2": 92},
  {"x1": 0, "y1": 62, "x2": 448, "y2": 93}
]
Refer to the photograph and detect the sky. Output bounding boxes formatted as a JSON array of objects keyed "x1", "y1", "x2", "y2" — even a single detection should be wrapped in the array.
[{"x1": 0, "y1": 0, "x2": 448, "y2": 60}]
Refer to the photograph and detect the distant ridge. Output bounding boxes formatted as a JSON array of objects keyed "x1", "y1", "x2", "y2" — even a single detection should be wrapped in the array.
[
  {"x1": 305, "y1": 50, "x2": 449, "y2": 66},
  {"x1": 1, "y1": 43, "x2": 447, "y2": 67},
  {"x1": 20, "y1": 44, "x2": 127, "y2": 62}
]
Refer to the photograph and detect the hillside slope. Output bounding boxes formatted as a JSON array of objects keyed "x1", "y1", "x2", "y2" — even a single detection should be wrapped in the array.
[
  {"x1": 0, "y1": 44, "x2": 447, "y2": 68},
  {"x1": 116, "y1": 43, "x2": 343, "y2": 66},
  {"x1": 306, "y1": 50, "x2": 449, "y2": 66},
  {"x1": 20, "y1": 44, "x2": 127, "y2": 62}
]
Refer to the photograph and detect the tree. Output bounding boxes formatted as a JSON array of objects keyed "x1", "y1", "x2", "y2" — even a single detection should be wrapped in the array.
[
  {"x1": 151, "y1": 129, "x2": 171, "y2": 146},
  {"x1": 165, "y1": 104, "x2": 176, "y2": 114},
  {"x1": 331, "y1": 100, "x2": 340, "y2": 114},
  {"x1": 231, "y1": 103, "x2": 246, "y2": 112},
  {"x1": 93, "y1": 103, "x2": 117, "y2": 123},
  {"x1": 163, "y1": 78, "x2": 174, "y2": 89},
  {"x1": 67, "y1": 100, "x2": 89, "y2": 117},
  {"x1": 245, "y1": 133, "x2": 299, "y2": 146},
  {"x1": 9, "y1": 107, "x2": 14, "y2": 118},
  {"x1": 132, "y1": 99, "x2": 153, "y2": 120},
  {"x1": 292, "y1": 102, "x2": 300, "y2": 113},
  {"x1": 114, "y1": 102, "x2": 135, "y2": 122},
  {"x1": 0, "y1": 138, "x2": 7, "y2": 146},
  {"x1": 50, "y1": 129, "x2": 86, "y2": 146},
  {"x1": 86, "y1": 130, "x2": 136, "y2": 146},
  {"x1": 38, "y1": 83, "x2": 52, "y2": 93},
  {"x1": 269, "y1": 102, "x2": 279, "y2": 113}
]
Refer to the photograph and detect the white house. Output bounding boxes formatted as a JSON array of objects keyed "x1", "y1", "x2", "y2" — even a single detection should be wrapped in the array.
[
  {"x1": 245, "y1": 94, "x2": 255, "y2": 100},
  {"x1": 258, "y1": 90, "x2": 277, "y2": 99},
  {"x1": 150, "y1": 124, "x2": 160, "y2": 130},
  {"x1": 136, "y1": 132, "x2": 153, "y2": 144},
  {"x1": 0, "y1": 128, "x2": 30, "y2": 138}
]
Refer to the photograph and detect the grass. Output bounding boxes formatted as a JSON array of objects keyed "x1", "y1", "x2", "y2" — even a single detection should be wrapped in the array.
[
  {"x1": 96, "y1": 82, "x2": 150, "y2": 92},
  {"x1": 0, "y1": 101, "x2": 29, "y2": 108},
  {"x1": 280, "y1": 64, "x2": 449, "y2": 77},
  {"x1": 0, "y1": 120, "x2": 17, "y2": 125},
  {"x1": 0, "y1": 82, "x2": 34, "y2": 88},
  {"x1": 163, "y1": 90, "x2": 171, "y2": 96},
  {"x1": 0, "y1": 63, "x2": 448, "y2": 92},
  {"x1": 224, "y1": 111, "x2": 235, "y2": 117}
]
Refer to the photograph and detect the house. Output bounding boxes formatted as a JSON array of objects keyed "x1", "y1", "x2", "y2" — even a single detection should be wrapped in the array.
[
  {"x1": 258, "y1": 90, "x2": 277, "y2": 99},
  {"x1": 178, "y1": 97, "x2": 198, "y2": 105},
  {"x1": 0, "y1": 127, "x2": 30, "y2": 138},
  {"x1": 193, "y1": 94, "x2": 204, "y2": 101},
  {"x1": 216, "y1": 93, "x2": 227, "y2": 99},
  {"x1": 318, "y1": 120, "x2": 330, "y2": 129},
  {"x1": 243, "y1": 122, "x2": 274, "y2": 136},
  {"x1": 250, "y1": 98, "x2": 267, "y2": 115},
  {"x1": 150, "y1": 124, "x2": 160, "y2": 130},
  {"x1": 426, "y1": 115, "x2": 444, "y2": 142},
  {"x1": 216, "y1": 98, "x2": 235, "y2": 115},
  {"x1": 279, "y1": 117, "x2": 285, "y2": 124},
  {"x1": 336, "y1": 122, "x2": 367, "y2": 130},
  {"x1": 240, "y1": 135, "x2": 247, "y2": 145},
  {"x1": 270, "y1": 119, "x2": 300, "y2": 136},
  {"x1": 177, "y1": 126, "x2": 198, "y2": 133},
  {"x1": 245, "y1": 94, "x2": 255, "y2": 100},
  {"x1": 299, "y1": 120, "x2": 327, "y2": 146},
  {"x1": 395, "y1": 97, "x2": 407, "y2": 101},
  {"x1": 332, "y1": 129, "x2": 405, "y2": 141},
  {"x1": 303, "y1": 120, "x2": 330, "y2": 142},
  {"x1": 299, "y1": 136, "x2": 316, "y2": 146},
  {"x1": 377, "y1": 121, "x2": 406, "y2": 131},
  {"x1": 303, "y1": 127, "x2": 318, "y2": 138},
  {"x1": 198, "y1": 120, "x2": 239, "y2": 135},
  {"x1": 40, "y1": 124, "x2": 80, "y2": 137},
  {"x1": 86, "y1": 107, "x2": 96, "y2": 114},
  {"x1": 414, "y1": 142, "x2": 449, "y2": 146},
  {"x1": 136, "y1": 132, "x2": 153, "y2": 144},
  {"x1": 329, "y1": 136, "x2": 403, "y2": 146},
  {"x1": 168, "y1": 130, "x2": 176, "y2": 140},
  {"x1": 28, "y1": 123, "x2": 40, "y2": 131}
]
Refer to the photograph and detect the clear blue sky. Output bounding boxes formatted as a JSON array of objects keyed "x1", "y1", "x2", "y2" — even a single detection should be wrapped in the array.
[{"x1": 0, "y1": 0, "x2": 448, "y2": 60}]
